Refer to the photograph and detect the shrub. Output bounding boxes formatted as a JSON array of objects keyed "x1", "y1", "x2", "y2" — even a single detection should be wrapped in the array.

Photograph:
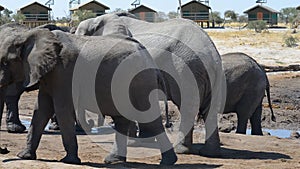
[
  {"x1": 247, "y1": 20, "x2": 267, "y2": 33},
  {"x1": 283, "y1": 35, "x2": 299, "y2": 47}
]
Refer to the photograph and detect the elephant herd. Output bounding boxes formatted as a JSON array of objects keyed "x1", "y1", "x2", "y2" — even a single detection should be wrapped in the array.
[{"x1": 0, "y1": 12, "x2": 275, "y2": 165}]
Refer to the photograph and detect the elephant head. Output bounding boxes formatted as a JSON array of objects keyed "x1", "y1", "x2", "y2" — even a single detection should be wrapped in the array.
[
  {"x1": 0, "y1": 29, "x2": 62, "y2": 89},
  {"x1": 75, "y1": 13, "x2": 132, "y2": 36}
]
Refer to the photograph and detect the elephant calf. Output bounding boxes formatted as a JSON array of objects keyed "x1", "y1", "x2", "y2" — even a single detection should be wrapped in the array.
[{"x1": 222, "y1": 52, "x2": 276, "y2": 135}]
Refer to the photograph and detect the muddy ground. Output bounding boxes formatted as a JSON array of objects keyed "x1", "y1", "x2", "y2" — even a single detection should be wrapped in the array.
[{"x1": 0, "y1": 72, "x2": 298, "y2": 169}]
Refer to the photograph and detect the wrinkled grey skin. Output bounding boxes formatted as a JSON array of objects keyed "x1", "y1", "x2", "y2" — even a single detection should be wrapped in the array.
[
  {"x1": 76, "y1": 13, "x2": 225, "y2": 157},
  {"x1": 222, "y1": 52, "x2": 275, "y2": 135},
  {"x1": 0, "y1": 29, "x2": 177, "y2": 165}
]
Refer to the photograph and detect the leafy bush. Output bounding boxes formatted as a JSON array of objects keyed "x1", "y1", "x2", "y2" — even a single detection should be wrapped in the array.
[
  {"x1": 247, "y1": 20, "x2": 267, "y2": 33},
  {"x1": 283, "y1": 35, "x2": 299, "y2": 47}
]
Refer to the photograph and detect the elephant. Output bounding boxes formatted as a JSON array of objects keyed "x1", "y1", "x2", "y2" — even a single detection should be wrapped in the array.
[
  {"x1": 0, "y1": 23, "x2": 77, "y2": 133},
  {"x1": 0, "y1": 23, "x2": 30, "y2": 133},
  {"x1": 221, "y1": 52, "x2": 276, "y2": 135},
  {"x1": 75, "y1": 13, "x2": 226, "y2": 157},
  {"x1": 0, "y1": 28, "x2": 177, "y2": 165}
]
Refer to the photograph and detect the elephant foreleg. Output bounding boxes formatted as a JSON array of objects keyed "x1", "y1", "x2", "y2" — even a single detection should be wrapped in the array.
[
  {"x1": 54, "y1": 100, "x2": 80, "y2": 164},
  {"x1": 17, "y1": 92, "x2": 54, "y2": 160}
]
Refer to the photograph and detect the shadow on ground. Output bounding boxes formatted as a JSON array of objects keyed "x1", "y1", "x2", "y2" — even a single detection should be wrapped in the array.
[
  {"x1": 190, "y1": 144, "x2": 291, "y2": 160},
  {"x1": 82, "y1": 161, "x2": 222, "y2": 169}
]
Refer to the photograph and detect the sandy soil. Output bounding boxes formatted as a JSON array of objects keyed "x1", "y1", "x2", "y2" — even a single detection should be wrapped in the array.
[{"x1": 0, "y1": 28, "x2": 299, "y2": 168}]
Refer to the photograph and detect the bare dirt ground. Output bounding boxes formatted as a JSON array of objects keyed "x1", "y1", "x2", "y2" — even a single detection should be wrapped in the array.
[{"x1": 0, "y1": 28, "x2": 299, "y2": 168}]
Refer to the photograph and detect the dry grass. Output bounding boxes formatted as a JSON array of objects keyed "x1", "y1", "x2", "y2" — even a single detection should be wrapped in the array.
[
  {"x1": 205, "y1": 28, "x2": 300, "y2": 66},
  {"x1": 207, "y1": 29, "x2": 300, "y2": 49}
]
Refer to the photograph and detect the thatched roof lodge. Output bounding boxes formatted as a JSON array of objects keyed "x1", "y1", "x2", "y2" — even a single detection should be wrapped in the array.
[
  {"x1": 18, "y1": 1, "x2": 52, "y2": 27},
  {"x1": 70, "y1": 0, "x2": 110, "y2": 17},
  {"x1": 129, "y1": 5, "x2": 157, "y2": 22},
  {"x1": 244, "y1": 4, "x2": 279, "y2": 25},
  {"x1": 179, "y1": 0, "x2": 211, "y2": 28}
]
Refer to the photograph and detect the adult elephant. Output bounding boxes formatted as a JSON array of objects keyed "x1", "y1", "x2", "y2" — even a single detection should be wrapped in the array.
[
  {"x1": 75, "y1": 13, "x2": 226, "y2": 157},
  {"x1": 0, "y1": 23, "x2": 74, "y2": 133},
  {"x1": 221, "y1": 52, "x2": 276, "y2": 135},
  {"x1": 0, "y1": 29, "x2": 177, "y2": 165}
]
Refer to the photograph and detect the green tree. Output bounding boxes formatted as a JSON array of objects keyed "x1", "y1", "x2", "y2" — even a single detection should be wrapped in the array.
[
  {"x1": 71, "y1": 10, "x2": 96, "y2": 26},
  {"x1": 238, "y1": 14, "x2": 248, "y2": 23},
  {"x1": 224, "y1": 10, "x2": 237, "y2": 22},
  {"x1": 279, "y1": 7, "x2": 299, "y2": 24},
  {"x1": 56, "y1": 16, "x2": 71, "y2": 23},
  {"x1": 168, "y1": 11, "x2": 178, "y2": 19},
  {"x1": 2, "y1": 8, "x2": 13, "y2": 18},
  {"x1": 210, "y1": 11, "x2": 223, "y2": 26},
  {"x1": 111, "y1": 8, "x2": 126, "y2": 13},
  {"x1": 12, "y1": 13, "x2": 26, "y2": 23},
  {"x1": 0, "y1": 8, "x2": 13, "y2": 25}
]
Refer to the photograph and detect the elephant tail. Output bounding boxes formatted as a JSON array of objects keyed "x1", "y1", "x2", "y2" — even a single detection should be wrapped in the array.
[
  {"x1": 266, "y1": 77, "x2": 276, "y2": 122},
  {"x1": 158, "y1": 73, "x2": 172, "y2": 128}
]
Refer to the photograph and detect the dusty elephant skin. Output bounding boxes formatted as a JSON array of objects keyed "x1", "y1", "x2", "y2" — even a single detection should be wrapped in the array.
[
  {"x1": 221, "y1": 52, "x2": 276, "y2": 135},
  {"x1": 0, "y1": 29, "x2": 177, "y2": 165},
  {"x1": 75, "y1": 13, "x2": 226, "y2": 157}
]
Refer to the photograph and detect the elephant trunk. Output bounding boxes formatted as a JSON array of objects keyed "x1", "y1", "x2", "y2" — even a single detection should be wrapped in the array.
[{"x1": 266, "y1": 77, "x2": 276, "y2": 122}]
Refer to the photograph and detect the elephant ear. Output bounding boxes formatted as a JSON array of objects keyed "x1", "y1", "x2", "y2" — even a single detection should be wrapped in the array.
[{"x1": 20, "y1": 29, "x2": 62, "y2": 88}]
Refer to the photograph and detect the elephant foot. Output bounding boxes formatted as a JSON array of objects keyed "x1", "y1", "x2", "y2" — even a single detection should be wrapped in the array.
[
  {"x1": 7, "y1": 122, "x2": 26, "y2": 133},
  {"x1": 251, "y1": 130, "x2": 263, "y2": 136},
  {"x1": 17, "y1": 149, "x2": 36, "y2": 160},
  {"x1": 104, "y1": 153, "x2": 126, "y2": 164},
  {"x1": 199, "y1": 145, "x2": 221, "y2": 158},
  {"x1": 160, "y1": 149, "x2": 177, "y2": 165},
  {"x1": 174, "y1": 143, "x2": 190, "y2": 154},
  {"x1": 60, "y1": 154, "x2": 81, "y2": 164}
]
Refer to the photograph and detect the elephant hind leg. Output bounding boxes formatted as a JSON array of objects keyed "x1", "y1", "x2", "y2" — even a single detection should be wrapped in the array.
[
  {"x1": 236, "y1": 113, "x2": 248, "y2": 134},
  {"x1": 139, "y1": 116, "x2": 177, "y2": 165},
  {"x1": 250, "y1": 105, "x2": 263, "y2": 135},
  {"x1": 104, "y1": 116, "x2": 130, "y2": 164},
  {"x1": 235, "y1": 95, "x2": 261, "y2": 134}
]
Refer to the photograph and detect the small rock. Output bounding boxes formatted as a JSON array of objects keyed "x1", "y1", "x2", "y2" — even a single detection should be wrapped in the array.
[{"x1": 290, "y1": 131, "x2": 300, "y2": 139}]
